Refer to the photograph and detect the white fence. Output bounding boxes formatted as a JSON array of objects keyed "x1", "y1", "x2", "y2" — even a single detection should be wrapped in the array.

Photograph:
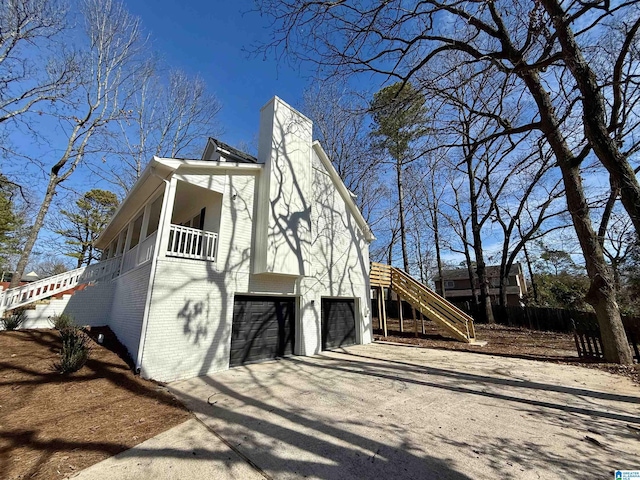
[
  {"x1": 0, "y1": 256, "x2": 121, "y2": 313},
  {"x1": 167, "y1": 224, "x2": 218, "y2": 261}
]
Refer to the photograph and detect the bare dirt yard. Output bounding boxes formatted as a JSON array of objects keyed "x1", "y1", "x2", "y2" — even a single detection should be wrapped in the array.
[
  {"x1": 374, "y1": 320, "x2": 640, "y2": 384},
  {"x1": 0, "y1": 327, "x2": 190, "y2": 480}
]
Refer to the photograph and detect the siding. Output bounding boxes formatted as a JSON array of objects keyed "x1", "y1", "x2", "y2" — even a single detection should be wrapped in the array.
[
  {"x1": 109, "y1": 263, "x2": 152, "y2": 360},
  {"x1": 304, "y1": 149, "x2": 372, "y2": 354}
]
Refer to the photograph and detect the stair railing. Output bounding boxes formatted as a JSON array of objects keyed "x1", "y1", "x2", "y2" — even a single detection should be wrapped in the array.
[{"x1": 0, "y1": 256, "x2": 121, "y2": 313}]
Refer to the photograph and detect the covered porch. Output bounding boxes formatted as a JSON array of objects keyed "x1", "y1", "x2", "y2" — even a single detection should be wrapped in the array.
[{"x1": 98, "y1": 172, "x2": 223, "y2": 276}]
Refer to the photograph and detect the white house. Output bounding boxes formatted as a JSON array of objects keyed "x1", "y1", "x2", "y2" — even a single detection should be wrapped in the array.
[{"x1": 4, "y1": 97, "x2": 375, "y2": 382}]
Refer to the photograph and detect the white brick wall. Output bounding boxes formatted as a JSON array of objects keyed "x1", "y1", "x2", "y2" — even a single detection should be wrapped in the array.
[
  {"x1": 20, "y1": 281, "x2": 115, "y2": 329},
  {"x1": 139, "y1": 172, "x2": 264, "y2": 382},
  {"x1": 109, "y1": 263, "x2": 152, "y2": 360},
  {"x1": 307, "y1": 149, "x2": 372, "y2": 351}
]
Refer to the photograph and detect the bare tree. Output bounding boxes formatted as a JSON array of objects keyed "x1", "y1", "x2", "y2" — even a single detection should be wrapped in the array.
[
  {"x1": 301, "y1": 83, "x2": 383, "y2": 223},
  {"x1": 0, "y1": 0, "x2": 76, "y2": 126},
  {"x1": 407, "y1": 153, "x2": 450, "y2": 298},
  {"x1": 254, "y1": 0, "x2": 634, "y2": 363},
  {"x1": 94, "y1": 65, "x2": 223, "y2": 195},
  {"x1": 539, "y1": 0, "x2": 640, "y2": 235},
  {"x1": 490, "y1": 141, "x2": 567, "y2": 309},
  {"x1": 602, "y1": 209, "x2": 637, "y2": 290},
  {"x1": 10, "y1": 0, "x2": 144, "y2": 287},
  {"x1": 442, "y1": 180, "x2": 479, "y2": 306}
]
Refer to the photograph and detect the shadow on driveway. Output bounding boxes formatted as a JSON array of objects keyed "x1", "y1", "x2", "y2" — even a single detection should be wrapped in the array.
[{"x1": 171, "y1": 343, "x2": 640, "y2": 480}]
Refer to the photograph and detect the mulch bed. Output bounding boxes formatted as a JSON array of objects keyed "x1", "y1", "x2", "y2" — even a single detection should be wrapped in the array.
[
  {"x1": 374, "y1": 320, "x2": 640, "y2": 385},
  {"x1": 0, "y1": 327, "x2": 191, "y2": 480}
]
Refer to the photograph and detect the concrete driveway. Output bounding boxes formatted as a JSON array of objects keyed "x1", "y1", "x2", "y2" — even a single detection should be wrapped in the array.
[
  {"x1": 72, "y1": 342, "x2": 640, "y2": 479},
  {"x1": 167, "y1": 343, "x2": 640, "y2": 480}
]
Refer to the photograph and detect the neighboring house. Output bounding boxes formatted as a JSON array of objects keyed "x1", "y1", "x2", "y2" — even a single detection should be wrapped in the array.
[
  {"x1": 433, "y1": 263, "x2": 528, "y2": 307},
  {"x1": 6, "y1": 97, "x2": 375, "y2": 382}
]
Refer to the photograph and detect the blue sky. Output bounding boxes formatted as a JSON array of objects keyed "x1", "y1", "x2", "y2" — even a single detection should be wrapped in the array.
[{"x1": 125, "y1": 0, "x2": 313, "y2": 148}]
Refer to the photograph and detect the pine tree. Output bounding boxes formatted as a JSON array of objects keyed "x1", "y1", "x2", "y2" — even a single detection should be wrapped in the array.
[{"x1": 56, "y1": 189, "x2": 119, "y2": 267}]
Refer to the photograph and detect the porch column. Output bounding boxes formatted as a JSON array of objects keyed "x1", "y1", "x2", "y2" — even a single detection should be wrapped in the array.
[
  {"x1": 115, "y1": 230, "x2": 124, "y2": 257},
  {"x1": 156, "y1": 176, "x2": 178, "y2": 258},
  {"x1": 140, "y1": 201, "x2": 152, "y2": 241},
  {"x1": 118, "y1": 223, "x2": 133, "y2": 273}
]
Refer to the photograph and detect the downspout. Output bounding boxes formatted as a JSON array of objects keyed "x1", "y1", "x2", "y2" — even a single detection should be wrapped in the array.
[{"x1": 135, "y1": 167, "x2": 172, "y2": 374}]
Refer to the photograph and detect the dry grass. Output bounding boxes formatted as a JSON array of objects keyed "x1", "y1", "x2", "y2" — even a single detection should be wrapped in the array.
[
  {"x1": 0, "y1": 327, "x2": 190, "y2": 480},
  {"x1": 374, "y1": 320, "x2": 640, "y2": 384}
]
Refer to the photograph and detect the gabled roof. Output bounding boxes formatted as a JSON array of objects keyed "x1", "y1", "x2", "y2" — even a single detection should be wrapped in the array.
[
  {"x1": 312, "y1": 141, "x2": 375, "y2": 243},
  {"x1": 202, "y1": 138, "x2": 257, "y2": 163}
]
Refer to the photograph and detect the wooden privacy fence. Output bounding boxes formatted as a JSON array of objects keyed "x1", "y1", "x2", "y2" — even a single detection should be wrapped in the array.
[
  {"x1": 464, "y1": 303, "x2": 639, "y2": 361},
  {"x1": 572, "y1": 316, "x2": 640, "y2": 362}
]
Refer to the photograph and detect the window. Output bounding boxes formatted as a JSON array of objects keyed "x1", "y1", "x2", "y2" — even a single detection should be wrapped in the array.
[
  {"x1": 444, "y1": 280, "x2": 455, "y2": 289},
  {"x1": 181, "y1": 208, "x2": 206, "y2": 230}
]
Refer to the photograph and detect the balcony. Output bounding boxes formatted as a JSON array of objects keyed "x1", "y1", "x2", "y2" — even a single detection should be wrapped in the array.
[{"x1": 167, "y1": 224, "x2": 218, "y2": 262}]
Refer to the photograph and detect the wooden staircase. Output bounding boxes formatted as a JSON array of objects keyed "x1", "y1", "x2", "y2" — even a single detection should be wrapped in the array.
[{"x1": 370, "y1": 262, "x2": 476, "y2": 343}]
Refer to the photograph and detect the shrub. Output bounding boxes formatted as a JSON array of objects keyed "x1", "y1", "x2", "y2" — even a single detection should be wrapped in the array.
[
  {"x1": 53, "y1": 328, "x2": 91, "y2": 374},
  {"x1": 2, "y1": 309, "x2": 26, "y2": 330},
  {"x1": 50, "y1": 313, "x2": 75, "y2": 332}
]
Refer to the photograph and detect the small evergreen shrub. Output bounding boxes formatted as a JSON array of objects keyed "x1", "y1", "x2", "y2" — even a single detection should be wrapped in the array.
[
  {"x1": 2, "y1": 309, "x2": 26, "y2": 330},
  {"x1": 54, "y1": 327, "x2": 91, "y2": 374},
  {"x1": 50, "y1": 313, "x2": 75, "y2": 332}
]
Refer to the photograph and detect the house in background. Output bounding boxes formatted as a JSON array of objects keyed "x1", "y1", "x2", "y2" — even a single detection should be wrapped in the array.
[
  {"x1": 3, "y1": 97, "x2": 375, "y2": 382},
  {"x1": 433, "y1": 263, "x2": 528, "y2": 307}
]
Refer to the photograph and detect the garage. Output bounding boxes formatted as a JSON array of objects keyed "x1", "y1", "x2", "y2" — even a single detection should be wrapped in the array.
[
  {"x1": 321, "y1": 298, "x2": 356, "y2": 350},
  {"x1": 230, "y1": 296, "x2": 296, "y2": 367}
]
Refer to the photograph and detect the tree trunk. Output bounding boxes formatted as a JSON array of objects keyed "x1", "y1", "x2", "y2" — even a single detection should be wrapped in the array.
[
  {"x1": 10, "y1": 175, "x2": 59, "y2": 288},
  {"x1": 521, "y1": 228, "x2": 538, "y2": 303},
  {"x1": 433, "y1": 209, "x2": 446, "y2": 298},
  {"x1": 464, "y1": 250, "x2": 479, "y2": 306},
  {"x1": 466, "y1": 153, "x2": 495, "y2": 324},
  {"x1": 542, "y1": 0, "x2": 640, "y2": 236},
  {"x1": 518, "y1": 66, "x2": 632, "y2": 363},
  {"x1": 416, "y1": 231, "x2": 425, "y2": 283},
  {"x1": 499, "y1": 274, "x2": 509, "y2": 308},
  {"x1": 560, "y1": 164, "x2": 632, "y2": 363},
  {"x1": 396, "y1": 161, "x2": 410, "y2": 273},
  {"x1": 474, "y1": 248, "x2": 495, "y2": 324}
]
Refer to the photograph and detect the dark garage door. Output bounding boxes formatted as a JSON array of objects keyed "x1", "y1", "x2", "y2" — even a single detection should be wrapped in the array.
[
  {"x1": 322, "y1": 298, "x2": 356, "y2": 350},
  {"x1": 230, "y1": 296, "x2": 296, "y2": 367}
]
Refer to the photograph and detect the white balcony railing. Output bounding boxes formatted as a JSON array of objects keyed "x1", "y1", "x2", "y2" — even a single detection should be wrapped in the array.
[
  {"x1": 167, "y1": 224, "x2": 218, "y2": 261},
  {"x1": 121, "y1": 231, "x2": 157, "y2": 274}
]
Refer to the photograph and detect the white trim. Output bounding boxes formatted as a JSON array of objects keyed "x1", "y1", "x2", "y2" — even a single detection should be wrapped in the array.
[
  {"x1": 154, "y1": 157, "x2": 264, "y2": 171},
  {"x1": 312, "y1": 142, "x2": 375, "y2": 242}
]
